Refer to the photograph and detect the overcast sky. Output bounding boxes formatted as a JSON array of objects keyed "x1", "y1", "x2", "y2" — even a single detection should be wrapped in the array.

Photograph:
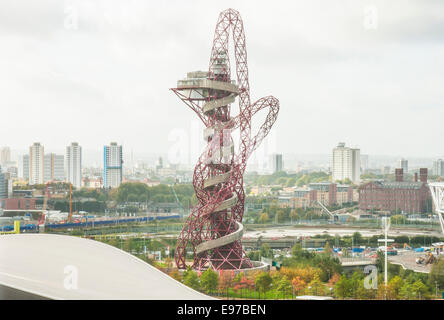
[{"x1": 1, "y1": 0, "x2": 443, "y2": 164}]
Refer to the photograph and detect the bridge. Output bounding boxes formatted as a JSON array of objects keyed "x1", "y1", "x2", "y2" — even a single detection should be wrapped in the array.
[{"x1": 339, "y1": 257, "x2": 376, "y2": 272}]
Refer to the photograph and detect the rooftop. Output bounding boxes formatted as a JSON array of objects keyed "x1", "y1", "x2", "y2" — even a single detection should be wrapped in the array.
[{"x1": 0, "y1": 234, "x2": 212, "y2": 300}]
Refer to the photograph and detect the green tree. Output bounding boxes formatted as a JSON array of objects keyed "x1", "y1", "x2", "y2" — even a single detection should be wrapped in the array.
[
  {"x1": 286, "y1": 178, "x2": 296, "y2": 187},
  {"x1": 349, "y1": 271, "x2": 363, "y2": 299},
  {"x1": 169, "y1": 269, "x2": 182, "y2": 282},
  {"x1": 399, "y1": 282, "x2": 414, "y2": 300},
  {"x1": 324, "y1": 242, "x2": 333, "y2": 255},
  {"x1": 352, "y1": 232, "x2": 363, "y2": 245},
  {"x1": 411, "y1": 280, "x2": 428, "y2": 299},
  {"x1": 255, "y1": 272, "x2": 272, "y2": 297},
  {"x1": 258, "y1": 212, "x2": 270, "y2": 224},
  {"x1": 200, "y1": 269, "x2": 219, "y2": 293},
  {"x1": 108, "y1": 238, "x2": 119, "y2": 248},
  {"x1": 276, "y1": 276, "x2": 292, "y2": 298},
  {"x1": 289, "y1": 210, "x2": 298, "y2": 222},
  {"x1": 391, "y1": 214, "x2": 407, "y2": 225},
  {"x1": 429, "y1": 257, "x2": 444, "y2": 290},
  {"x1": 276, "y1": 209, "x2": 286, "y2": 223},
  {"x1": 307, "y1": 276, "x2": 324, "y2": 296},
  {"x1": 334, "y1": 275, "x2": 352, "y2": 299},
  {"x1": 313, "y1": 254, "x2": 342, "y2": 282},
  {"x1": 260, "y1": 243, "x2": 273, "y2": 259},
  {"x1": 183, "y1": 270, "x2": 201, "y2": 291},
  {"x1": 123, "y1": 238, "x2": 134, "y2": 252},
  {"x1": 390, "y1": 276, "x2": 404, "y2": 298}
]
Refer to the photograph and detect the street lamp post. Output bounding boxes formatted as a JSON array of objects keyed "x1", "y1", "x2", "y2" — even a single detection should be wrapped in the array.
[{"x1": 378, "y1": 216, "x2": 394, "y2": 297}]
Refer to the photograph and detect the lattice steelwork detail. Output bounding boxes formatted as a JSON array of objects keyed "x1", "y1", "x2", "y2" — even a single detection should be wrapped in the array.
[{"x1": 171, "y1": 9, "x2": 279, "y2": 270}]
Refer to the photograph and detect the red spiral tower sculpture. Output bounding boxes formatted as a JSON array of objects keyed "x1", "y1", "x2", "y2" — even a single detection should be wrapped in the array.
[{"x1": 171, "y1": 9, "x2": 279, "y2": 270}]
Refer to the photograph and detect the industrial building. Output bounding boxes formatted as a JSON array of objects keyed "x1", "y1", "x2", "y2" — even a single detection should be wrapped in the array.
[{"x1": 358, "y1": 168, "x2": 431, "y2": 214}]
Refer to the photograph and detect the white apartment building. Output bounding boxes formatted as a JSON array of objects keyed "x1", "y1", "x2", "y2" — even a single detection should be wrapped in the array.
[
  {"x1": 269, "y1": 153, "x2": 283, "y2": 173},
  {"x1": 433, "y1": 159, "x2": 444, "y2": 177},
  {"x1": 332, "y1": 142, "x2": 361, "y2": 184},
  {"x1": 360, "y1": 154, "x2": 369, "y2": 172},
  {"x1": 103, "y1": 142, "x2": 123, "y2": 188},
  {"x1": 398, "y1": 158, "x2": 408, "y2": 174},
  {"x1": 66, "y1": 142, "x2": 82, "y2": 189},
  {"x1": 0, "y1": 147, "x2": 10, "y2": 166},
  {"x1": 44, "y1": 153, "x2": 64, "y2": 182},
  {"x1": 29, "y1": 142, "x2": 44, "y2": 185},
  {"x1": 20, "y1": 154, "x2": 30, "y2": 180}
]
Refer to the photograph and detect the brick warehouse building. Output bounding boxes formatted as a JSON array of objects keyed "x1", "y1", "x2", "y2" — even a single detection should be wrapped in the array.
[{"x1": 358, "y1": 168, "x2": 430, "y2": 214}]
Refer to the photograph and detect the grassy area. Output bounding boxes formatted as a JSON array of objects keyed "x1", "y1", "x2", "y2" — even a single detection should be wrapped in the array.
[{"x1": 221, "y1": 288, "x2": 305, "y2": 300}]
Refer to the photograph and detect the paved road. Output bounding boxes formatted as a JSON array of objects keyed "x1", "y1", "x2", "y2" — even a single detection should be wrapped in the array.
[
  {"x1": 243, "y1": 227, "x2": 442, "y2": 239},
  {"x1": 388, "y1": 251, "x2": 432, "y2": 273}
]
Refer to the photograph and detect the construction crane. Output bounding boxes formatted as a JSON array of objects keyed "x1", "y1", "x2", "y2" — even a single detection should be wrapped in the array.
[
  {"x1": 316, "y1": 201, "x2": 338, "y2": 222},
  {"x1": 38, "y1": 182, "x2": 50, "y2": 231},
  {"x1": 170, "y1": 184, "x2": 185, "y2": 217}
]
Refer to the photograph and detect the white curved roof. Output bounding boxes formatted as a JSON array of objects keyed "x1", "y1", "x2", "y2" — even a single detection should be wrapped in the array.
[{"x1": 0, "y1": 234, "x2": 213, "y2": 300}]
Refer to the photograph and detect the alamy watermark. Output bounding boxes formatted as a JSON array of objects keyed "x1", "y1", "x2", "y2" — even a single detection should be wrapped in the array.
[
  {"x1": 363, "y1": 5, "x2": 378, "y2": 30},
  {"x1": 64, "y1": 265, "x2": 79, "y2": 290},
  {"x1": 363, "y1": 265, "x2": 378, "y2": 290}
]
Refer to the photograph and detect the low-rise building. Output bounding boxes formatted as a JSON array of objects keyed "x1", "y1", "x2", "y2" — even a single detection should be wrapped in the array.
[
  {"x1": 279, "y1": 182, "x2": 354, "y2": 209},
  {"x1": 82, "y1": 177, "x2": 103, "y2": 189},
  {"x1": 250, "y1": 185, "x2": 275, "y2": 196}
]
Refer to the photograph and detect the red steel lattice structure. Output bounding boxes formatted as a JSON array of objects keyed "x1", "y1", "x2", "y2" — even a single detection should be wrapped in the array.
[{"x1": 171, "y1": 9, "x2": 279, "y2": 270}]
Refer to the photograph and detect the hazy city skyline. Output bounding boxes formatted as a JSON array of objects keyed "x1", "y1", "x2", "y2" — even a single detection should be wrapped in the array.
[{"x1": 1, "y1": 0, "x2": 443, "y2": 158}]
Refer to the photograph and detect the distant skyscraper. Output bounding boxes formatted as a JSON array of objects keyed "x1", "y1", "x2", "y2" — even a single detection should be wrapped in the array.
[
  {"x1": 0, "y1": 147, "x2": 10, "y2": 166},
  {"x1": 66, "y1": 142, "x2": 82, "y2": 189},
  {"x1": 433, "y1": 159, "x2": 444, "y2": 177},
  {"x1": 382, "y1": 166, "x2": 391, "y2": 175},
  {"x1": 360, "y1": 154, "x2": 369, "y2": 172},
  {"x1": 270, "y1": 153, "x2": 283, "y2": 173},
  {"x1": 29, "y1": 142, "x2": 44, "y2": 185},
  {"x1": 44, "y1": 153, "x2": 64, "y2": 182},
  {"x1": 103, "y1": 142, "x2": 123, "y2": 188},
  {"x1": 398, "y1": 158, "x2": 408, "y2": 174},
  {"x1": 21, "y1": 155, "x2": 29, "y2": 180},
  {"x1": 156, "y1": 156, "x2": 163, "y2": 172},
  {"x1": 332, "y1": 142, "x2": 361, "y2": 184}
]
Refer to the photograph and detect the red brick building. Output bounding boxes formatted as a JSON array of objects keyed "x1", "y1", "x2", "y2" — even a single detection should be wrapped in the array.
[
  {"x1": 358, "y1": 168, "x2": 430, "y2": 214},
  {"x1": 0, "y1": 198, "x2": 37, "y2": 210}
]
